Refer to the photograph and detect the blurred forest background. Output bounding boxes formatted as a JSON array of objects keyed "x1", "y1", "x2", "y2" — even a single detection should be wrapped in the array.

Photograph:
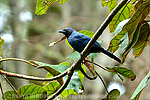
[{"x1": 0, "y1": 0, "x2": 149, "y2": 100}]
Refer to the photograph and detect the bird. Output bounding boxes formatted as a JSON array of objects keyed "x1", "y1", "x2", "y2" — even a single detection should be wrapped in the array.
[{"x1": 59, "y1": 28, "x2": 121, "y2": 63}]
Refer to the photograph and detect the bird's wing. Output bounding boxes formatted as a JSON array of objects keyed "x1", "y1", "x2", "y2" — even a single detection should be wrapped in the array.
[
  {"x1": 68, "y1": 33, "x2": 102, "y2": 53},
  {"x1": 73, "y1": 34, "x2": 91, "y2": 45},
  {"x1": 72, "y1": 34, "x2": 101, "y2": 48},
  {"x1": 68, "y1": 34, "x2": 91, "y2": 53}
]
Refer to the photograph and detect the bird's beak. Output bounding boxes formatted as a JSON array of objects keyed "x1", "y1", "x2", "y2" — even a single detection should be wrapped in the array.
[{"x1": 58, "y1": 30, "x2": 65, "y2": 33}]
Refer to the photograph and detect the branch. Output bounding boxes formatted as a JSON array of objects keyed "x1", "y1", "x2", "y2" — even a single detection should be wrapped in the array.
[
  {"x1": 0, "y1": 58, "x2": 69, "y2": 81},
  {"x1": 85, "y1": 60, "x2": 110, "y2": 72},
  {"x1": 41, "y1": 0, "x2": 128, "y2": 99},
  {"x1": 2, "y1": 75, "x2": 18, "y2": 94},
  {"x1": 0, "y1": 69, "x2": 67, "y2": 81},
  {"x1": 53, "y1": 0, "x2": 128, "y2": 99},
  {"x1": 80, "y1": 0, "x2": 128, "y2": 59},
  {"x1": 83, "y1": 60, "x2": 108, "y2": 93},
  {"x1": 0, "y1": 1, "x2": 128, "y2": 100},
  {"x1": 46, "y1": 64, "x2": 75, "y2": 100},
  {"x1": 0, "y1": 82, "x2": 4, "y2": 100},
  {"x1": 79, "y1": 66, "x2": 97, "y2": 80},
  {"x1": 0, "y1": 58, "x2": 38, "y2": 67},
  {"x1": 95, "y1": 71, "x2": 108, "y2": 94}
]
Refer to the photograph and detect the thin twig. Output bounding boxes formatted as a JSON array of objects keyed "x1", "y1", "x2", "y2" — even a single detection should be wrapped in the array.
[
  {"x1": 0, "y1": 58, "x2": 38, "y2": 67},
  {"x1": 2, "y1": 75, "x2": 18, "y2": 94},
  {"x1": 0, "y1": 69, "x2": 67, "y2": 81},
  {"x1": 83, "y1": 60, "x2": 108, "y2": 93},
  {"x1": 84, "y1": 60, "x2": 109, "y2": 71},
  {"x1": 95, "y1": 71, "x2": 108, "y2": 94},
  {"x1": 85, "y1": 60, "x2": 117, "y2": 72},
  {"x1": 0, "y1": 82, "x2": 5, "y2": 100},
  {"x1": 79, "y1": 66, "x2": 97, "y2": 80},
  {"x1": 46, "y1": 65, "x2": 75, "y2": 100}
]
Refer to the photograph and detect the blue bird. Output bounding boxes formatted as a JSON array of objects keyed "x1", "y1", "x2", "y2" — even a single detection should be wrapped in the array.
[{"x1": 59, "y1": 28, "x2": 121, "y2": 63}]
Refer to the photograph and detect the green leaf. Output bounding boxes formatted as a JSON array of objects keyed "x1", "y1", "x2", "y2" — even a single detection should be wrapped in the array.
[
  {"x1": 58, "y1": 0, "x2": 68, "y2": 4},
  {"x1": 29, "y1": 60, "x2": 71, "y2": 85},
  {"x1": 4, "y1": 91, "x2": 18, "y2": 100},
  {"x1": 63, "y1": 70, "x2": 84, "y2": 93},
  {"x1": 106, "y1": 67, "x2": 136, "y2": 81},
  {"x1": 59, "y1": 64, "x2": 84, "y2": 99},
  {"x1": 60, "y1": 89, "x2": 78, "y2": 100},
  {"x1": 19, "y1": 84, "x2": 47, "y2": 99},
  {"x1": 35, "y1": 0, "x2": 68, "y2": 15},
  {"x1": 0, "y1": 37, "x2": 4, "y2": 56},
  {"x1": 29, "y1": 60, "x2": 70, "y2": 73},
  {"x1": 114, "y1": 19, "x2": 130, "y2": 35},
  {"x1": 108, "y1": 0, "x2": 150, "y2": 54},
  {"x1": 102, "y1": 0, "x2": 133, "y2": 32},
  {"x1": 122, "y1": 25, "x2": 140, "y2": 63},
  {"x1": 78, "y1": 64, "x2": 85, "y2": 83},
  {"x1": 110, "y1": 2, "x2": 133, "y2": 33},
  {"x1": 59, "y1": 61, "x2": 70, "y2": 66},
  {"x1": 102, "y1": 89, "x2": 120, "y2": 100},
  {"x1": 78, "y1": 30, "x2": 95, "y2": 38},
  {"x1": 43, "y1": 81, "x2": 61, "y2": 97},
  {"x1": 130, "y1": 71, "x2": 150, "y2": 100},
  {"x1": 108, "y1": 19, "x2": 129, "y2": 53},
  {"x1": 35, "y1": 0, "x2": 58, "y2": 15},
  {"x1": 122, "y1": 0, "x2": 149, "y2": 40},
  {"x1": 29, "y1": 60, "x2": 61, "y2": 76},
  {"x1": 67, "y1": 51, "x2": 80, "y2": 62},
  {"x1": 0, "y1": 57, "x2": 2, "y2": 69},
  {"x1": 42, "y1": 72, "x2": 57, "y2": 86},
  {"x1": 29, "y1": 60, "x2": 84, "y2": 98},
  {"x1": 0, "y1": 37, "x2": 3, "y2": 68},
  {"x1": 133, "y1": 22, "x2": 150, "y2": 57},
  {"x1": 4, "y1": 84, "x2": 47, "y2": 100},
  {"x1": 101, "y1": 0, "x2": 117, "y2": 12},
  {"x1": 119, "y1": 33, "x2": 129, "y2": 54}
]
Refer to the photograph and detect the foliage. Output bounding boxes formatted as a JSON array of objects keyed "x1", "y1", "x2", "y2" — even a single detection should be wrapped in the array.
[
  {"x1": 35, "y1": 0, "x2": 67, "y2": 15},
  {"x1": 106, "y1": 66, "x2": 136, "y2": 81},
  {"x1": 4, "y1": 84, "x2": 47, "y2": 100},
  {"x1": 130, "y1": 71, "x2": 150, "y2": 100},
  {"x1": 102, "y1": 89, "x2": 120, "y2": 100},
  {"x1": 107, "y1": 0, "x2": 150, "y2": 63},
  {"x1": 0, "y1": 0, "x2": 149, "y2": 100},
  {"x1": 101, "y1": 0, "x2": 133, "y2": 32},
  {"x1": 0, "y1": 37, "x2": 4, "y2": 57},
  {"x1": 30, "y1": 60, "x2": 84, "y2": 96},
  {"x1": 0, "y1": 37, "x2": 4, "y2": 68}
]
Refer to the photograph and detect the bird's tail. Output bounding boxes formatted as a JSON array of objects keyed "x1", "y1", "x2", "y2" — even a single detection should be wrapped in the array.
[{"x1": 100, "y1": 48, "x2": 121, "y2": 63}]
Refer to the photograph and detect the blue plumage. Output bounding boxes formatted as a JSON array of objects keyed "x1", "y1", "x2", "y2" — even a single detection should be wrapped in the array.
[{"x1": 59, "y1": 28, "x2": 121, "y2": 63}]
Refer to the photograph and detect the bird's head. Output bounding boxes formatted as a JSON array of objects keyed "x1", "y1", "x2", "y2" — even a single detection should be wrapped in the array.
[{"x1": 59, "y1": 28, "x2": 75, "y2": 38}]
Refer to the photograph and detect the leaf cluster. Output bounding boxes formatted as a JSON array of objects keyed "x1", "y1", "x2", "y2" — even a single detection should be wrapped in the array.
[
  {"x1": 0, "y1": 0, "x2": 149, "y2": 100},
  {"x1": 105, "y1": 0, "x2": 150, "y2": 63}
]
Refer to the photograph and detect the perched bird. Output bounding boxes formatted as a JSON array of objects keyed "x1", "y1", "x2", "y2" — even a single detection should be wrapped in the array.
[{"x1": 59, "y1": 28, "x2": 121, "y2": 63}]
